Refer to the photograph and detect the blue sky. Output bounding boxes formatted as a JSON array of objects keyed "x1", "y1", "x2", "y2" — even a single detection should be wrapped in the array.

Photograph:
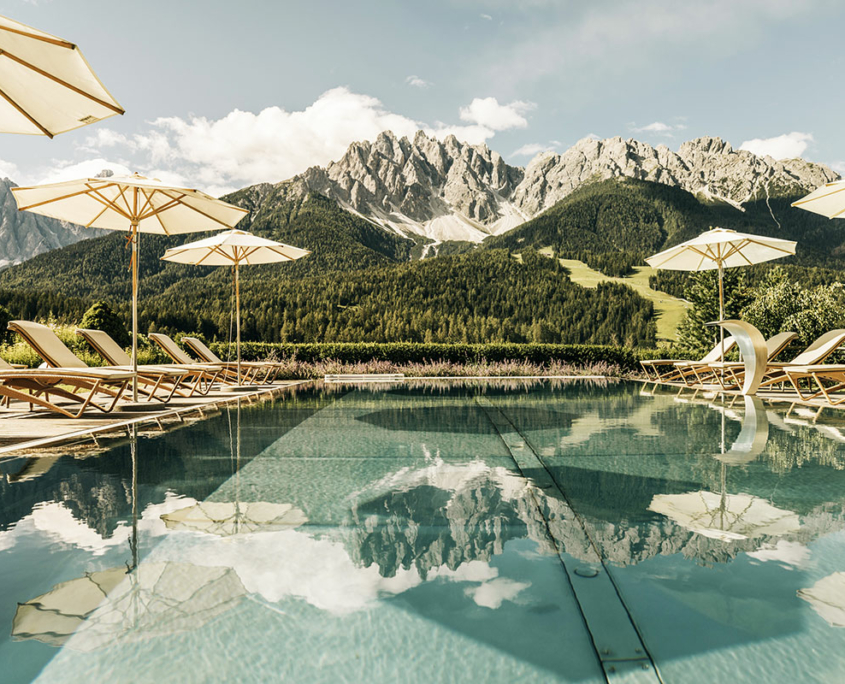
[{"x1": 2, "y1": 0, "x2": 843, "y2": 194}]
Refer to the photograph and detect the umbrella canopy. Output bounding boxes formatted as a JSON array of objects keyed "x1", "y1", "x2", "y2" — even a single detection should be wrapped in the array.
[
  {"x1": 12, "y1": 174, "x2": 249, "y2": 400},
  {"x1": 12, "y1": 563, "x2": 245, "y2": 651},
  {"x1": 161, "y1": 229, "x2": 309, "y2": 384},
  {"x1": 161, "y1": 501, "x2": 307, "y2": 537},
  {"x1": 645, "y1": 228, "x2": 796, "y2": 273},
  {"x1": 0, "y1": 14, "x2": 123, "y2": 137},
  {"x1": 648, "y1": 490, "x2": 800, "y2": 542},
  {"x1": 646, "y1": 227, "x2": 796, "y2": 363},
  {"x1": 791, "y1": 180, "x2": 845, "y2": 219}
]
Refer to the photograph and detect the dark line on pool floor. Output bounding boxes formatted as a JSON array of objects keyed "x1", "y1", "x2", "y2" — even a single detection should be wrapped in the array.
[{"x1": 475, "y1": 395, "x2": 663, "y2": 684}]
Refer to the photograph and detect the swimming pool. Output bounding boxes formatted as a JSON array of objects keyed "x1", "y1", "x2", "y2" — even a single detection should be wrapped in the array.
[{"x1": 1, "y1": 379, "x2": 844, "y2": 683}]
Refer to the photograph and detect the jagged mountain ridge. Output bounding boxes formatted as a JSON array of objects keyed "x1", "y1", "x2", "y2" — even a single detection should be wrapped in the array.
[
  {"x1": 0, "y1": 132, "x2": 838, "y2": 266},
  {"x1": 275, "y1": 131, "x2": 838, "y2": 244},
  {"x1": 0, "y1": 179, "x2": 103, "y2": 269}
]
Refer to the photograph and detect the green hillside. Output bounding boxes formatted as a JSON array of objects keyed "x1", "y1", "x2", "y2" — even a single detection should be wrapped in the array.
[{"x1": 487, "y1": 178, "x2": 845, "y2": 277}]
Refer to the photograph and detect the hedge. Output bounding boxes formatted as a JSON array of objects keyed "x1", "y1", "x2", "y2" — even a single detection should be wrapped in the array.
[{"x1": 206, "y1": 341, "x2": 643, "y2": 371}]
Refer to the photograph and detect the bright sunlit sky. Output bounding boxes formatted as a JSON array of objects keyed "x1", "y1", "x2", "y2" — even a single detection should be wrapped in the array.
[{"x1": 2, "y1": 0, "x2": 843, "y2": 195}]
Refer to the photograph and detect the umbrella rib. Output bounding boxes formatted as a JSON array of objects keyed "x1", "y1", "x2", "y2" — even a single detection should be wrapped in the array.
[
  {"x1": 156, "y1": 191, "x2": 247, "y2": 228},
  {"x1": 267, "y1": 245, "x2": 296, "y2": 261},
  {"x1": 792, "y1": 185, "x2": 845, "y2": 206},
  {"x1": 15, "y1": 183, "x2": 115, "y2": 212},
  {"x1": 114, "y1": 185, "x2": 134, "y2": 219},
  {"x1": 138, "y1": 195, "x2": 184, "y2": 220},
  {"x1": 85, "y1": 202, "x2": 110, "y2": 228},
  {"x1": 87, "y1": 186, "x2": 132, "y2": 221},
  {"x1": 0, "y1": 49, "x2": 125, "y2": 114},
  {"x1": 0, "y1": 84, "x2": 53, "y2": 137},
  {"x1": 744, "y1": 238, "x2": 795, "y2": 255},
  {"x1": 153, "y1": 209, "x2": 170, "y2": 236},
  {"x1": 0, "y1": 24, "x2": 75, "y2": 49},
  {"x1": 135, "y1": 188, "x2": 155, "y2": 220}
]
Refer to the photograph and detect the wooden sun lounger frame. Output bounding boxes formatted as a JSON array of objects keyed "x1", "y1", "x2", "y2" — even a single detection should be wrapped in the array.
[
  {"x1": 8, "y1": 320, "x2": 186, "y2": 404},
  {"x1": 76, "y1": 328, "x2": 217, "y2": 397},
  {"x1": 182, "y1": 336, "x2": 279, "y2": 384},
  {"x1": 147, "y1": 333, "x2": 229, "y2": 388},
  {"x1": 640, "y1": 337, "x2": 737, "y2": 383},
  {"x1": 0, "y1": 367, "x2": 131, "y2": 418}
]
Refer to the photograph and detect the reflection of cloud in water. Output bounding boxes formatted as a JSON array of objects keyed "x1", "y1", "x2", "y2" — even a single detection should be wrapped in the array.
[
  {"x1": 0, "y1": 494, "x2": 194, "y2": 555},
  {"x1": 799, "y1": 572, "x2": 845, "y2": 628},
  {"x1": 747, "y1": 540, "x2": 811, "y2": 568}
]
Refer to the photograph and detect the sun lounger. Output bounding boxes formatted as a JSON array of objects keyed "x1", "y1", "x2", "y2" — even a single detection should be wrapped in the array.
[
  {"x1": 8, "y1": 320, "x2": 188, "y2": 404},
  {"x1": 684, "y1": 331, "x2": 797, "y2": 388},
  {"x1": 148, "y1": 333, "x2": 235, "y2": 386},
  {"x1": 182, "y1": 337, "x2": 279, "y2": 384},
  {"x1": 782, "y1": 365, "x2": 845, "y2": 405},
  {"x1": 0, "y1": 353, "x2": 132, "y2": 418},
  {"x1": 752, "y1": 329, "x2": 845, "y2": 391},
  {"x1": 640, "y1": 337, "x2": 737, "y2": 382},
  {"x1": 77, "y1": 328, "x2": 218, "y2": 397}
]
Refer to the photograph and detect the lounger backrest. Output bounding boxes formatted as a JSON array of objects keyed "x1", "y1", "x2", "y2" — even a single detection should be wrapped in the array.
[
  {"x1": 699, "y1": 337, "x2": 737, "y2": 364},
  {"x1": 765, "y1": 332, "x2": 798, "y2": 361},
  {"x1": 77, "y1": 329, "x2": 132, "y2": 366},
  {"x1": 183, "y1": 337, "x2": 223, "y2": 364},
  {"x1": 148, "y1": 333, "x2": 196, "y2": 365},
  {"x1": 8, "y1": 320, "x2": 87, "y2": 369},
  {"x1": 0, "y1": 357, "x2": 12, "y2": 369},
  {"x1": 791, "y1": 329, "x2": 845, "y2": 365}
]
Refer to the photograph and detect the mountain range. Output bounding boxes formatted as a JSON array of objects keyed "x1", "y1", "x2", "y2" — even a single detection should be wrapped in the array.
[{"x1": 0, "y1": 132, "x2": 837, "y2": 268}]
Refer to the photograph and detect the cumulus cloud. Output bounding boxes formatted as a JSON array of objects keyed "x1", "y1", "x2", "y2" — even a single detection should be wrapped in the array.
[
  {"x1": 405, "y1": 75, "x2": 431, "y2": 89},
  {"x1": 72, "y1": 88, "x2": 535, "y2": 195},
  {"x1": 739, "y1": 132, "x2": 814, "y2": 160},
  {"x1": 0, "y1": 158, "x2": 19, "y2": 180},
  {"x1": 630, "y1": 121, "x2": 687, "y2": 137},
  {"x1": 459, "y1": 97, "x2": 535, "y2": 131},
  {"x1": 512, "y1": 142, "x2": 556, "y2": 157}
]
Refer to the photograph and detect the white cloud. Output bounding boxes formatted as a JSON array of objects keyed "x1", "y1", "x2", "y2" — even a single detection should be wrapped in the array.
[
  {"x1": 827, "y1": 161, "x2": 845, "y2": 177},
  {"x1": 0, "y1": 158, "x2": 19, "y2": 180},
  {"x1": 459, "y1": 97, "x2": 535, "y2": 131},
  {"x1": 39, "y1": 158, "x2": 134, "y2": 184},
  {"x1": 73, "y1": 88, "x2": 535, "y2": 195},
  {"x1": 512, "y1": 142, "x2": 556, "y2": 157},
  {"x1": 480, "y1": 13, "x2": 493, "y2": 20},
  {"x1": 630, "y1": 121, "x2": 687, "y2": 137},
  {"x1": 739, "y1": 131, "x2": 814, "y2": 160},
  {"x1": 405, "y1": 75, "x2": 431, "y2": 89}
]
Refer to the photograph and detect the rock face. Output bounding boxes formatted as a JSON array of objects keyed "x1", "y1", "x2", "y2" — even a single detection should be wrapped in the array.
[
  {"x1": 0, "y1": 179, "x2": 102, "y2": 269},
  {"x1": 280, "y1": 132, "x2": 838, "y2": 244},
  {"x1": 285, "y1": 130, "x2": 526, "y2": 243},
  {"x1": 512, "y1": 136, "x2": 839, "y2": 216}
]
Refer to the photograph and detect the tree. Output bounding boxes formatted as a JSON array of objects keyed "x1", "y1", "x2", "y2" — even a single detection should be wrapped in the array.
[
  {"x1": 677, "y1": 268, "x2": 752, "y2": 355},
  {"x1": 0, "y1": 303, "x2": 11, "y2": 343},
  {"x1": 79, "y1": 301, "x2": 130, "y2": 348},
  {"x1": 742, "y1": 267, "x2": 845, "y2": 346}
]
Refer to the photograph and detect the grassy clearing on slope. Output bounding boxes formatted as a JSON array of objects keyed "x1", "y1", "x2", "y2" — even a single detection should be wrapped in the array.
[{"x1": 538, "y1": 249, "x2": 688, "y2": 341}]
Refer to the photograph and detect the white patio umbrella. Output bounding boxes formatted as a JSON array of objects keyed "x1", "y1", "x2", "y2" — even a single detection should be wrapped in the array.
[
  {"x1": 792, "y1": 180, "x2": 845, "y2": 219},
  {"x1": 0, "y1": 14, "x2": 123, "y2": 137},
  {"x1": 161, "y1": 229, "x2": 309, "y2": 384},
  {"x1": 11, "y1": 174, "x2": 248, "y2": 400},
  {"x1": 646, "y1": 227, "x2": 796, "y2": 360}
]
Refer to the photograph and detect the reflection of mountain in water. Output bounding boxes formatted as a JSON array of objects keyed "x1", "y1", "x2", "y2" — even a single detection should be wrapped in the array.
[
  {"x1": 343, "y1": 456, "x2": 845, "y2": 577},
  {"x1": 346, "y1": 462, "x2": 534, "y2": 579}
]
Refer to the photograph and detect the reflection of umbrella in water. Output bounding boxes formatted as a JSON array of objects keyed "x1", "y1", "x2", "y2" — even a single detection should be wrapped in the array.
[
  {"x1": 798, "y1": 572, "x2": 845, "y2": 628},
  {"x1": 649, "y1": 395, "x2": 798, "y2": 541},
  {"x1": 12, "y1": 562, "x2": 245, "y2": 651},
  {"x1": 12, "y1": 425, "x2": 245, "y2": 650},
  {"x1": 162, "y1": 399, "x2": 307, "y2": 536}
]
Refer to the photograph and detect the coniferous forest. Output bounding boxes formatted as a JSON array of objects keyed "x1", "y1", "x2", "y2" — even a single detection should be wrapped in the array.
[{"x1": 1, "y1": 177, "x2": 844, "y2": 351}]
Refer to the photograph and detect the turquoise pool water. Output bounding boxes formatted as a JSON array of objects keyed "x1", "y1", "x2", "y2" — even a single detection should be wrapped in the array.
[{"x1": 1, "y1": 379, "x2": 845, "y2": 682}]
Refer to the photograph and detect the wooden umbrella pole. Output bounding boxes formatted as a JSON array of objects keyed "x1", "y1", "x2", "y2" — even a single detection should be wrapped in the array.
[
  {"x1": 235, "y1": 261, "x2": 241, "y2": 386},
  {"x1": 131, "y1": 221, "x2": 139, "y2": 402},
  {"x1": 718, "y1": 261, "x2": 725, "y2": 365}
]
